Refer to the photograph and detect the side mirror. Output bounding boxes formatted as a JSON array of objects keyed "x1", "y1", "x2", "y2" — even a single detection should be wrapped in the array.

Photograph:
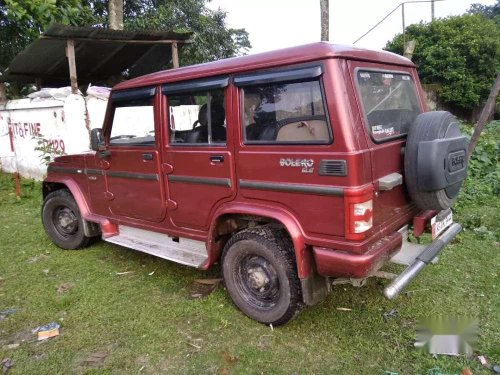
[{"x1": 90, "y1": 128, "x2": 104, "y2": 151}]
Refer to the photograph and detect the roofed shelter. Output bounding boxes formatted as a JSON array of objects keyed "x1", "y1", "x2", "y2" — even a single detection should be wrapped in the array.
[{"x1": 1, "y1": 24, "x2": 192, "y2": 93}]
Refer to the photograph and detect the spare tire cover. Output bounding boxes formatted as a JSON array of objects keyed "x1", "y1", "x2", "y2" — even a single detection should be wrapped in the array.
[{"x1": 404, "y1": 111, "x2": 468, "y2": 211}]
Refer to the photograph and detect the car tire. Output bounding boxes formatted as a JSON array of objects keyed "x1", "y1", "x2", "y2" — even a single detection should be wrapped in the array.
[
  {"x1": 404, "y1": 111, "x2": 467, "y2": 211},
  {"x1": 222, "y1": 225, "x2": 302, "y2": 326},
  {"x1": 41, "y1": 189, "x2": 93, "y2": 250}
]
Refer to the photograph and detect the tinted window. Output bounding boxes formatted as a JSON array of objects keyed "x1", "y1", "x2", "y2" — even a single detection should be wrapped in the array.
[
  {"x1": 168, "y1": 89, "x2": 226, "y2": 145},
  {"x1": 242, "y1": 79, "x2": 331, "y2": 144},
  {"x1": 357, "y1": 71, "x2": 421, "y2": 142},
  {"x1": 109, "y1": 97, "x2": 155, "y2": 146}
]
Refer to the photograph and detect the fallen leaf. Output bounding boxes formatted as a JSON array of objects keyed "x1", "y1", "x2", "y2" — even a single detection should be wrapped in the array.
[
  {"x1": 76, "y1": 350, "x2": 109, "y2": 369},
  {"x1": 56, "y1": 283, "x2": 74, "y2": 294},
  {"x1": 220, "y1": 351, "x2": 237, "y2": 366},
  {"x1": 194, "y1": 278, "x2": 222, "y2": 285},
  {"x1": 188, "y1": 281, "x2": 218, "y2": 299},
  {"x1": 336, "y1": 307, "x2": 352, "y2": 311},
  {"x1": 116, "y1": 271, "x2": 134, "y2": 276},
  {"x1": 460, "y1": 367, "x2": 473, "y2": 375}
]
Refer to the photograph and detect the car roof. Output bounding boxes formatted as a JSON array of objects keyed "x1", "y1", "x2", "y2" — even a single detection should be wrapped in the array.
[{"x1": 114, "y1": 42, "x2": 414, "y2": 91}]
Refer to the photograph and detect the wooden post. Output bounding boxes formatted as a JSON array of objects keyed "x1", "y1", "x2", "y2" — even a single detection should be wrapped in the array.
[
  {"x1": 66, "y1": 39, "x2": 78, "y2": 94},
  {"x1": 404, "y1": 40, "x2": 416, "y2": 60},
  {"x1": 0, "y1": 83, "x2": 6, "y2": 102},
  {"x1": 468, "y1": 72, "x2": 500, "y2": 157},
  {"x1": 320, "y1": 0, "x2": 329, "y2": 41},
  {"x1": 171, "y1": 42, "x2": 179, "y2": 68}
]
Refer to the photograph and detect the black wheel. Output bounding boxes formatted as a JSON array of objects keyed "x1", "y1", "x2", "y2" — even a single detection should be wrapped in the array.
[
  {"x1": 405, "y1": 111, "x2": 468, "y2": 211},
  {"x1": 41, "y1": 189, "x2": 93, "y2": 250},
  {"x1": 222, "y1": 226, "x2": 302, "y2": 326}
]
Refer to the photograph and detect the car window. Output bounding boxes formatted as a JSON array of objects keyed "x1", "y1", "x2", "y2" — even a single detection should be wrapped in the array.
[
  {"x1": 109, "y1": 97, "x2": 155, "y2": 146},
  {"x1": 241, "y1": 79, "x2": 331, "y2": 144},
  {"x1": 357, "y1": 70, "x2": 422, "y2": 142},
  {"x1": 167, "y1": 89, "x2": 226, "y2": 145}
]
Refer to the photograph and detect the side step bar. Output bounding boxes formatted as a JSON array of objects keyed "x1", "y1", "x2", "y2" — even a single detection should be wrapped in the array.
[
  {"x1": 384, "y1": 223, "x2": 462, "y2": 300},
  {"x1": 104, "y1": 225, "x2": 208, "y2": 268}
]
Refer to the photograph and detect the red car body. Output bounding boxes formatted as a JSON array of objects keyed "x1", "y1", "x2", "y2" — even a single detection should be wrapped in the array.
[{"x1": 44, "y1": 42, "x2": 435, "y2": 292}]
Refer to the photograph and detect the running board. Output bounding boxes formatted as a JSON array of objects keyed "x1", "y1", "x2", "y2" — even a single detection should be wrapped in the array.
[{"x1": 104, "y1": 225, "x2": 208, "y2": 268}]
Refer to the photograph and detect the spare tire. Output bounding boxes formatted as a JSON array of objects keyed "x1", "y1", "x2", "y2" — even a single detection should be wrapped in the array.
[{"x1": 404, "y1": 111, "x2": 468, "y2": 211}]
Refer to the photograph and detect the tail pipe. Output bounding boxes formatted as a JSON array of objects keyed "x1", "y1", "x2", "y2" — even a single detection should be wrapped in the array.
[{"x1": 384, "y1": 223, "x2": 462, "y2": 300}]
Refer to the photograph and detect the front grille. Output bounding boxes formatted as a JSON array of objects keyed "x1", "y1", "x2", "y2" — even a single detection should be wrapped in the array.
[{"x1": 318, "y1": 160, "x2": 347, "y2": 176}]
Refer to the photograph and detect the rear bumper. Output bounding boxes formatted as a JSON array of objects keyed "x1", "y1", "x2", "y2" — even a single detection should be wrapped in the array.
[
  {"x1": 312, "y1": 222, "x2": 462, "y2": 298},
  {"x1": 312, "y1": 231, "x2": 403, "y2": 278}
]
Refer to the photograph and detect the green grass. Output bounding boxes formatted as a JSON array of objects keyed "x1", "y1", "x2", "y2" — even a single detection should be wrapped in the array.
[{"x1": 0, "y1": 173, "x2": 498, "y2": 374}]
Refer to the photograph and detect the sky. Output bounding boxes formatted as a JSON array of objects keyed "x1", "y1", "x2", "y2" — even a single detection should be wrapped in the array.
[{"x1": 207, "y1": 0, "x2": 497, "y2": 53}]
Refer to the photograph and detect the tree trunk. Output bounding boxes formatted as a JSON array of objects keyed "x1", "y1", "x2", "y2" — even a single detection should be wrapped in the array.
[
  {"x1": 320, "y1": 0, "x2": 329, "y2": 41},
  {"x1": 109, "y1": 0, "x2": 124, "y2": 30},
  {"x1": 468, "y1": 72, "x2": 500, "y2": 157}
]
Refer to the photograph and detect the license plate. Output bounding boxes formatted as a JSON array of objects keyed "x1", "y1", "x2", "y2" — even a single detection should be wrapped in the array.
[{"x1": 431, "y1": 209, "x2": 453, "y2": 239}]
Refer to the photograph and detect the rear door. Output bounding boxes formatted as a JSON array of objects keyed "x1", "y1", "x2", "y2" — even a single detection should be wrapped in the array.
[
  {"x1": 348, "y1": 61, "x2": 425, "y2": 227},
  {"x1": 102, "y1": 87, "x2": 166, "y2": 222},
  {"x1": 161, "y1": 77, "x2": 235, "y2": 230}
]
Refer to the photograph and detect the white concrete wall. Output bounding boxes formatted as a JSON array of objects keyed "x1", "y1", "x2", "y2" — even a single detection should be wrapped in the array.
[{"x1": 0, "y1": 93, "x2": 108, "y2": 180}]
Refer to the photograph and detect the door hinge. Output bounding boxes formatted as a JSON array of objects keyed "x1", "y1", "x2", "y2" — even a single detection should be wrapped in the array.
[
  {"x1": 167, "y1": 199, "x2": 177, "y2": 210},
  {"x1": 162, "y1": 163, "x2": 174, "y2": 174},
  {"x1": 104, "y1": 191, "x2": 114, "y2": 201}
]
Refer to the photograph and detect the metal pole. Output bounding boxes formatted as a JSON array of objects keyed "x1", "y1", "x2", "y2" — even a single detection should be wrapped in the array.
[
  {"x1": 402, "y1": 3, "x2": 406, "y2": 48},
  {"x1": 431, "y1": 0, "x2": 435, "y2": 20},
  {"x1": 320, "y1": 0, "x2": 329, "y2": 41}
]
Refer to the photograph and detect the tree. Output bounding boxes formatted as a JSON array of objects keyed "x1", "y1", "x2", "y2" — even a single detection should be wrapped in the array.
[
  {"x1": 467, "y1": 0, "x2": 500, "y2": 25},
  {"x1": 0, "y1": 0, "x2": 92, "y2": 74},
  {"x1": 385, "y1": 14, "x2": 500, "y2": 113},
  {"x1": 0, "y1": 0, "x2": 250, "y2": 77}
]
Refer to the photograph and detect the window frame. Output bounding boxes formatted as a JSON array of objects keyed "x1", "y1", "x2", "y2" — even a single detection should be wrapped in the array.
[
  {"x1": 163, "y1": 77, "x2": 229, "y2": 147},
  {"x1": 237, "y1": 67, "x2": 332, "y2": 146},
  {"x1": 354, "y1": 67, "x2": 422, "y2": 144},
  {"x1": 107, "y1": 87, "x2": 157, "y2": 147}
]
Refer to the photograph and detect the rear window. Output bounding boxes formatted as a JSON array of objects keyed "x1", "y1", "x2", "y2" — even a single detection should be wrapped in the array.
[
  {"x1": 357, "y1": 70, "x2": 421, "y2": 142},
  {"x1": 242, "y1": 79, "x2": 331, "y2": 144}
]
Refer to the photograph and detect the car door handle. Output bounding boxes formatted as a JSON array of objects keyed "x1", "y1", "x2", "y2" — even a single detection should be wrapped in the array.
[
  {"x1": 142, "y1": 153, "x2": 154, "y2": 161},
  {"x1": 97, "y1": 150, "x2": 111, "y2": 159},
  {"x1": 210, "y1": 155, "x2": 224, "y2": 163}
]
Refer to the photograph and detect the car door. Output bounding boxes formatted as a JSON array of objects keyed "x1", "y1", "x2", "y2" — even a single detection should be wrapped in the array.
[
  {"x1": 101, "y1": 86, "x2": 166, "y2": 222},
  {"x1": 161, "y1": 77, "x2": 235, "y2": 230},
  {"x1": 348, "y1": 61, "x2": 425, "y2": 228}
]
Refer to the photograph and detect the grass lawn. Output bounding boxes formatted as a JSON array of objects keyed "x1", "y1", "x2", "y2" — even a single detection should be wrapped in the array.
[{"x1": 0, "y1": 171, "x2": 498, "y2": 374}]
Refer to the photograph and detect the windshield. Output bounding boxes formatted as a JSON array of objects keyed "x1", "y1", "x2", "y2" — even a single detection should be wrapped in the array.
[{"x1": 357, "y1": 70, "x2": 421, "y2": 142}]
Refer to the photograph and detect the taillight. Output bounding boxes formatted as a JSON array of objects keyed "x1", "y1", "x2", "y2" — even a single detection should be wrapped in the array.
[{"x1": 345, "y1": 186, "x2": 373, "y2": 240}]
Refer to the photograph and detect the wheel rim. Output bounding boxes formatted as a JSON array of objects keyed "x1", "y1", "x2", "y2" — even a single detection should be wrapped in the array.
[
  {"x1": 52, "y1": 206, "x2": 78, "y2": 237},
  {"x1": 236, "y1": 255, "x2": 280, "y2": 310}
]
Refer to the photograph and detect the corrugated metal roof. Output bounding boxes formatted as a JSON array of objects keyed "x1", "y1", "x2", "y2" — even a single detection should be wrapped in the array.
[{"x1": 1, "y1": 24, "x2": 192, "y2": 86}]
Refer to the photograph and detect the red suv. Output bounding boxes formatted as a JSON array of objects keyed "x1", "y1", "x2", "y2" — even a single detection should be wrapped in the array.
[{"x1": 41, "y1": 43, "x2": 468, "y2": 325}]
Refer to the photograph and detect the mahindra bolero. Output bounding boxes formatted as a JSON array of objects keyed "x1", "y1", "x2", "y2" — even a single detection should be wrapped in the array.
[{"x1": 41, "y1": 43, "x2": 468, "y2": 325}]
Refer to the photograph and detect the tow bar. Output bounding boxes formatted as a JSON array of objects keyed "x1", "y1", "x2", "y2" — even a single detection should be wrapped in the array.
[{"x1": 384, "y1": 223, "x2": 462, "y2": 300}]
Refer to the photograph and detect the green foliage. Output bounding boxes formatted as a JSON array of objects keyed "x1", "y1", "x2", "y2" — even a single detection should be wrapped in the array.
[
  {"x1": 120, "y1": 0, "x2": 251, "y2": 65},
  {"x1": 0, "y1": 0, "x2": 251, "y2": 77},
  {"x1": 0, "y1": 0, "x2": 93, "y2": 72},
  {"x1": 467, "y1": 0, "x2": 500, "y2": 26},
  {"x1": 33, "y1": 133, "x2": 65, "y2": 165},
  {"x1": 455, "y1": 121, "x2": 500, "y2": 238},
  {"x1": 385, "y1": 14, "x2": 500, "y2": 111}
]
